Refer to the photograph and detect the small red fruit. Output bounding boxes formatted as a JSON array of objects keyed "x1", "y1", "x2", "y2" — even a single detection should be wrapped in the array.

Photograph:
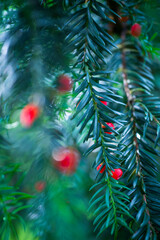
[
  {"x1": 100, "y1": 100, "x2": 107, "y2": 106},
  {"x1": 97, "y1": 163, "x2": 106, "y2": 173},
  {"x1": 35, "y1": 181, "x2": 46, "y2": 192},
  {"x1": 102, "y1": 122, "x2": 115, "y2": 134},
  {"x1": 111, "y1": 168, "x2": 123, "y2": 180},
  {"x1": 131, "y1": 23, "x2": 141, "y2": 37},
  {"x1": 20, "y1": 103, "x2": 40, "y2": 128},
  {"x1": 52, "y1": 147, "x2": 80, "y2": 175},
  {"x1": 57, "y1": 75, "x2": 72, "y2": 92}
]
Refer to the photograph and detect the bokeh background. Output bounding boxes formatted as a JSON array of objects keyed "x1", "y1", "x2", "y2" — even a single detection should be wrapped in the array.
[{"x1": 0, "y1": 0, "x2": 160, "y2": 240}]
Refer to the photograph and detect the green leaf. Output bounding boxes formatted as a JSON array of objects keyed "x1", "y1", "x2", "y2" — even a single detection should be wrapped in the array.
[
  {"x1": 145, "y1": 225, "x2": 150, "y2": 240},
  {"x1": 12, "y1": 205, "x2": 32, "y2": 214},
  {"x1": 88, "y1": 195, "x2": 104, "y2": 211},
  {"x1": 136, "y1": 203, "x2": 146, "y2": 222},
  {"x1": 105, "y1": 187, "x2": 110, "y2": 208},
  {"x1": 117, "y1": 217, "x2": 133, "y2": 233},
  {"x1": 93, "y1": 207, "x2": 111, "y2": 226},
  {"x1": 155, "y1": 124, "x2": 160, "y2": 148},
  {"x1": 89, "y1": 185, "x2": 106, "y2": 204}
]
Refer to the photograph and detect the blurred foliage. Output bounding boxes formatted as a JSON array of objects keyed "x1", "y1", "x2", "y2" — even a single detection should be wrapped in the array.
[{"x1": 0, "y1": 0, "x2": 160, "y2": 240}]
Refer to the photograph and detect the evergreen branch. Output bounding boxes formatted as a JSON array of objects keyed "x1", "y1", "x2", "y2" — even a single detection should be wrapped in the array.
[
  {"x1": 66, "y1": 0, "x2": 133, "y2": 238},
  {"x1": 121, "y1": 24, "x2": 153, "y2": 236},
  {"x1": 120, "y1": 18, "x2": 160, "y2": 239}
]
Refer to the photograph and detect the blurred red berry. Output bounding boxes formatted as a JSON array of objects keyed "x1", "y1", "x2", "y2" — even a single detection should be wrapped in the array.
[
  {"x1": 20, "y1": 103, "x2": 40, "y2": 128},
  {"x1": 111, "y1": 168, "x2": 123, "y2": 180},
  {"x1": 57, "y1": 75, "x2": 72, "y2": 92},
  {"x1": 102, "y1": 122, "x2": 115, "y2": 134},
  {"x1": 97, "y1": 163, "x2": 106, "y2": 173},
  {"x1": 52, "y1": 147, "x2": 80, "y2": 175},
  {"x1": 35, "y1": 181, "x2": 46, "y2": 192},
  {"x1": 100, "y1": 100, "x2": 107, "y2": 106},
  {"x1": 131, "y1": 23, "x2": 141, "y2": 37}
]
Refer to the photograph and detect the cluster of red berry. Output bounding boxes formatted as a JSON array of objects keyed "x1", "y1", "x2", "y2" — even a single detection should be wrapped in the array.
[
  {"x1": 20, "y1": 75, "x2": 72, "y2": 128},
  {"x1": 20, "y1": 75, "x2": 74, "y2": 192},
  {"x1": 97, "y1": 163, "x2": 123, "y2": 180},
  {"x1": 20, "y1": 75, "x2": 123, "y2": 192},
  {"x1": 97, "y1": 101, "x2": 123, "y2": 179},
  {"x1": 100, "y1": 100, "x2": 115, "y2": 134}
]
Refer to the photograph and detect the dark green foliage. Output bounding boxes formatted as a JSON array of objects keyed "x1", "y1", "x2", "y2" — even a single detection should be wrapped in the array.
[
  {"x1": 119, "y1": 46, "x2": 160, "y2": 239},
  {"x1": 67, "y1": 0, "x2": 160, "y2": 239},
  {"x1": 66, "y1": 0, "x2": 134, "y2": 238},
  {"x1": 0, "y1": 0, "x2": 160, "y2": 240},
  {"x1": 0, "y1": 163, "x2": 33, "y2": 240}
]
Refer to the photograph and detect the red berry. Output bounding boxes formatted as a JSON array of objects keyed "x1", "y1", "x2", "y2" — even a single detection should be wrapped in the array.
[
  {"x1": 20, "y1": 103, "x2": 40, "y2": 128},
  {"x1": 97, "y1": 163, "x2": 106, "y2": 173},
  {"x1": 111, "y1": 168, "x2": 123, "y2": 180},
  {"x1": 102, "y1": 122, "x2": 115, "y2": 134},
  {"x1": 100, "y1": 100, "x2": 107, "y2": 106},
  {"x1": 57, "y1": 75, "x2": 72, "y2": 92},
  {"x1": 35, "y1": 181, "x2": 46, "y2": 192},
  {"x1": 52, "y1": 147, "x2": 80, "y2": 175},
  {"x1": 131, "y1": 23, "x2": 141, "y2": 37}
]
